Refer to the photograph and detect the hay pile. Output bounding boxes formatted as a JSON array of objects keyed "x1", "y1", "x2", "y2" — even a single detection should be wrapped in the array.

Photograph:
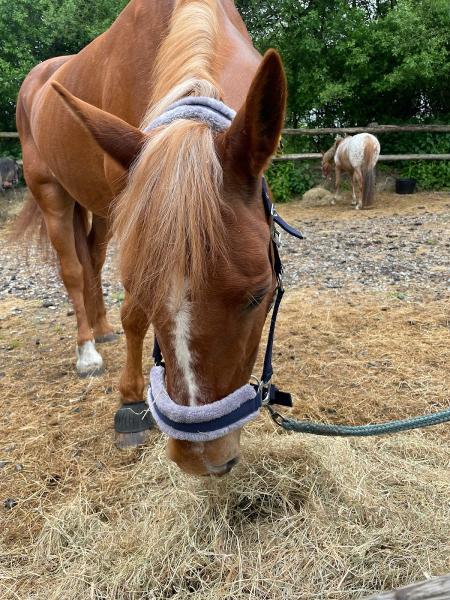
[
  {"x1": 302, "y1": 186, "x2": 335, "y2": 207},
  {"x1": 5, "y1": 432, "x2": 450, "y2": 599},
  {"x1": 1, "y1": 289, "x2": 449, "y2": 599}
]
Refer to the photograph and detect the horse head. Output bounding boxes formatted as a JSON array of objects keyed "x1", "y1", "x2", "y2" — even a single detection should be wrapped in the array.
[
  {"x1": 322, "y1": 135, "x2": 344, "y2": 178},
  {"x1": 52, "y1": 50, "x2": 287, "y2": 476}
]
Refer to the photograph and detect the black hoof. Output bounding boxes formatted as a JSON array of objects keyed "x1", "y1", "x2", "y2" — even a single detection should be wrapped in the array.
[
  {"x1": 114, "y1": 402, "x2": 154, "y2": 448},
  {"x1": 95, "y1": 333, "x2": 119, "y2": 344}
]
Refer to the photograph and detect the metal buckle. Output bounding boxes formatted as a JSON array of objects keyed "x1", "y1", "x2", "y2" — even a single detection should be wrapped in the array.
[
  {"x1": 260, "y1": 381, "x2": 272, "y2": 406},
  {"x1": 250, "y1": 376, "x2": 272, "y2": 406},
  {"x1": 277, "y1": 274, "x2": 284, "y2": 294},
  {"x1": 267, "y1": 405, "x2": 287, "y2": 426},
  {"x1": 272, "y1": 225, "x2": 282, "y2": 248}
]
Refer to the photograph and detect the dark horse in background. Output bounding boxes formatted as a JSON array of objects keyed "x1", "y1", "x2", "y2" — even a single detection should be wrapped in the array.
[
  {"x1": 16, "y1": 0, "x2": 287, "y2": 475},
  {"x1": 0, "y1": 158, "x2": 20, "y2": 191}
]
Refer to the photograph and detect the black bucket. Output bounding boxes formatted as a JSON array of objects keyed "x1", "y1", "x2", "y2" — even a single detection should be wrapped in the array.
[{"x1": 395, "y1": 178, "x2": 417, "y2": 194}]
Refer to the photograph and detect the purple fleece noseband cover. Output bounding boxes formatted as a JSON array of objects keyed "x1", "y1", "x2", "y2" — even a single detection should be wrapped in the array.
[{"x1": 147, "y1": 366, "x2": 261, "y2": 442}]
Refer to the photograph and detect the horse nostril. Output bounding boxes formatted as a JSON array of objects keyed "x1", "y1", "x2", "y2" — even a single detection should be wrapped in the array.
[
  {"x1": 207, "y1": 456, "x2": 240, "y2": 476},
  {"x1": 224, "y1": 457, "x2": 239, "y2": 472}
]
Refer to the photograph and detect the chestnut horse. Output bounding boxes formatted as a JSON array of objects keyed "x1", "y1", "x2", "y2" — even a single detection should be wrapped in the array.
[
  {"x1": 16, "y1": 0, "x2": 287, "y2": 475},
  {"x1": 322, "y1": 133, "x2": 380, "y2": 209}
]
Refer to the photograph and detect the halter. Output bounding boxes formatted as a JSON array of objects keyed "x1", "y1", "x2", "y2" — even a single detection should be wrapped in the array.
[{"x1": 144, "y1": 97, "x2": 303, "y2": 441}]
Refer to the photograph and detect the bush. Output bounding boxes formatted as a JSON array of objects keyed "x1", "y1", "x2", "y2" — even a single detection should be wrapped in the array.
[
  {"x1": 402, "y1": 160, "x2": 450, "y2": 190},
  {"x1": 266, "y1": 161, "x2": 316, "y2": 203},
  {"x1": 380, "y1": 130, "x2": 450, "y2": 190}
]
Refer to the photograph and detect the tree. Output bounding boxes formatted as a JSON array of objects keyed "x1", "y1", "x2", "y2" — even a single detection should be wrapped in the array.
[
  {"x1": 236, "y1": 0, "x2": 449, "y2": 126},
  {"x1": 0, "y1": 0, "x2": 127, "y2": 131}
]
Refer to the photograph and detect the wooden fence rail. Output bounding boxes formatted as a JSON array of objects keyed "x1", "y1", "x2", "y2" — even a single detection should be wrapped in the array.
[
  {"x1": 2, "y1": 124, "x2": 450, "y2": 139},
  {"x1": 283, "y1": 124, "x2": 450, "y2": 135},
  {"x1": 363, "y1": 574, "x2": 450, "y2": 600},
  {"x1": 3, "y1": 125, "x2": 449, "y2": 163},
  {"x1": 273, "y1": 153, "x2": 450, "y2": 162}
]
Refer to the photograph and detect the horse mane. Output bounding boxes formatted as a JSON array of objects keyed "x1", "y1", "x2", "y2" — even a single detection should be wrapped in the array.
[{"x1": 113, "y1": 0, "x2": 227, "y2": 317}]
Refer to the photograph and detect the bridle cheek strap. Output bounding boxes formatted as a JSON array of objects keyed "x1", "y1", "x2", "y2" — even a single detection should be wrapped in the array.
[{"x1": 147, "y1": 366, "x2": 262, "y2": 442}]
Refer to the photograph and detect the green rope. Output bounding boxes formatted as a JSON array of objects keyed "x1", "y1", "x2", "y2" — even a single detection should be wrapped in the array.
[{"x1": 267, "y1": 405, "x2": 450, "y2": 436}]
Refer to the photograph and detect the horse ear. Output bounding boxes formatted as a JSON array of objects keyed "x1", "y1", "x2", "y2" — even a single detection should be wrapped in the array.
[
  {"x1": 51, "y1": 82, "x2": 145, "y2": 170},
  {"x1": 223, "y1": 49, "x2": 287, "y2": 177}
]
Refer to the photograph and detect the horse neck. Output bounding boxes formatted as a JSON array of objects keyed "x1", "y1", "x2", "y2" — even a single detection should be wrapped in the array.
[
  {"x1": 102, "y1": 0, "x2": 259, "y2": 122},
  {"x1": 323, "y1": 145, "x2": 337, "y2": 164}
]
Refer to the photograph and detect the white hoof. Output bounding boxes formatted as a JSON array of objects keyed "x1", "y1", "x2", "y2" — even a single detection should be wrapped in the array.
[
  {"x1": 331, "y1": 198, "x2": 336, "y2": 205},
  {"x1": 76, "y1": 340, "x2": 104, "y2": 377}
]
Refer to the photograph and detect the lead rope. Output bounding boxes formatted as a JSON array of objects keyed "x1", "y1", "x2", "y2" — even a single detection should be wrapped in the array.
[{"x1": 267, "y1": 405, "x2": 450, "y2": 436}]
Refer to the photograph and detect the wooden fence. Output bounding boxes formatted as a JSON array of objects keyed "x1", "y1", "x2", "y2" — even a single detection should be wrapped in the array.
[
  {"x1": 274, "y1": 123, "x2": 450, "y2": 163},
  {"x1": 2, "y1": 124, "x2": 450, "y2": 163}
]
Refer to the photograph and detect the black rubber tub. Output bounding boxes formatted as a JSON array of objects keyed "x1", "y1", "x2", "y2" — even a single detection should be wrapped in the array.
[{"x1": 395, "y1": 178, "x2": 417, "y2": 194}]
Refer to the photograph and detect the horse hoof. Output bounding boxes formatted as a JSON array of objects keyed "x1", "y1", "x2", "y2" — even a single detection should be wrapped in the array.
[
  {"x1": 115, "y1": 430, "x2": 151, "y2": 449},
  {"x1": 95, "y1": 332, "x2": 119, "y2": 344},
  {"x1": 76, "y1": 340, "x2": 104, "y2": 377}
]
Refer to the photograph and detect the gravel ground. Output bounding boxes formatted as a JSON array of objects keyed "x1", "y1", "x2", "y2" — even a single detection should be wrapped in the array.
[
  {"x1": 0, "y1": 191, "x2": 449, "y2": 308},
  {"x1": 282, "y1": 206, "x2": 450, "y2": 300}
]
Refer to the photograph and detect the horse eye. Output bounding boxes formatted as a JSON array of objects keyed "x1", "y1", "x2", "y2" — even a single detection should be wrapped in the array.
[{"x1": 245, "y1": 292, "x2": 266, "y2": 310}]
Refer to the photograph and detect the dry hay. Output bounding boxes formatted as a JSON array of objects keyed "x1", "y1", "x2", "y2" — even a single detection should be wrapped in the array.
[
  {"x1": 1, "y1": 286, "x2": 449, "y2": 599},
  {"x1": 302, "y1": 186, "x2": 335, "y2": 206}
]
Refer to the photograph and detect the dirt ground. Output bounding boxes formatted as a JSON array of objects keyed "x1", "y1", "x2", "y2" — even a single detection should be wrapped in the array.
[{"x1": 0, "y1": 189, "x2": 449, "y2": 599}]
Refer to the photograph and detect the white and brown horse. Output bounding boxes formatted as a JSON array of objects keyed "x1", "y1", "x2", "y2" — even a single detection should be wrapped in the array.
[
  {"x1": 16, "y1": 0, "x2": 287, "y2": 475},
  {"x1": 322, "y1": 133, "x2": 380, "y2": 209}
]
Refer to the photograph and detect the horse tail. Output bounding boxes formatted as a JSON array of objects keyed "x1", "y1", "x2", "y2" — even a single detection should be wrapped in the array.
[
  {"x1": 12, "y1": 191, "x2": 52, "y2": 258},
  {"x1": 362, "y1": 144, "x2": 376, "y2": 209},
  {"x1": 73, "y1": 203, "x2": 97, "y2": 324}
]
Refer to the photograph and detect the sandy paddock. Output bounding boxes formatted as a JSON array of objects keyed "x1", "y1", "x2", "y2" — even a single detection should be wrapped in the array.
[{"x1": 0, "y1": 190, "x2": 449, "y2": 599}]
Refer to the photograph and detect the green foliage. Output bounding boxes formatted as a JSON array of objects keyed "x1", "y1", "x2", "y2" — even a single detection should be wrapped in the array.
[
  {"x1": 237, "y1": 0, "x2": 450, "y2": 127},
  {"x1": 266, "y1": 161, "x2": 315, "y2": 203},
  {"x1": 402, "y1": 161, "x2": 450, "y2": 190},
  {"x1": 0, "y1": 0, "x2": 127, "y2": 130},
  {"x1": 380, "y1": 132, "x2": 450, "y2": 189}
]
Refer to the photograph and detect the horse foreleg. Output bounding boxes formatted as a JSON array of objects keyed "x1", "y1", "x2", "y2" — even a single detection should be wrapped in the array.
[
  {"x1": 332, "y1": 167, "x2": 341, "y2": 205},
  {"x1": 87, "y1": 214, "x2": 116, "y2": 343},
  {"x1": 116, "y1": 294, "x2": 153, "y2": 447}
]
